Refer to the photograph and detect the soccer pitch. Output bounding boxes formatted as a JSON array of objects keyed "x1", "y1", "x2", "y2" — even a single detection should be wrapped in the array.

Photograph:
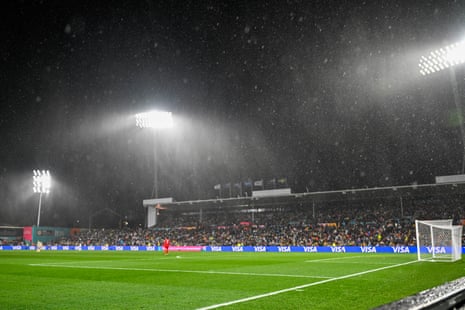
[{"x1": 0, "y1": 251, "x2": 464, "y2": 309}]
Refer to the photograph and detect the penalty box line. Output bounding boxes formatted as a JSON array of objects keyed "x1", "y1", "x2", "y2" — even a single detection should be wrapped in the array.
[
  {"x1": 196, "y1": 260, "x2": 418, "y2": 310},
  {"x1": 28, "y1": 263, "x2": 332, "y2": 279}
]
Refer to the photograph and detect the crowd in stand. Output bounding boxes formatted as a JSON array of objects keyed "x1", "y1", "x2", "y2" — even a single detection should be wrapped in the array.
[
  {"x1": 54, "y1": 197, "x2": 464, "y2": 247},
  {"x1": 2, "y1": 196, "x2": 463, "y2": 247}
]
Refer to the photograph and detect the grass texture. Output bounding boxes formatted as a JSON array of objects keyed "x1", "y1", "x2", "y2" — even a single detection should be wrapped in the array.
[{"x1": 0, "y1": 251, "x2": 464, "y2": 309}]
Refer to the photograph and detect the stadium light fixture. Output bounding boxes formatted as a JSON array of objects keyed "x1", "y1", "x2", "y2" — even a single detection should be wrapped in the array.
[
  {"x1": 33, "y1": 170, "x2": 51, "y2": 227},
  {"x1": 135, "y1": 110, "x2": 173, "y2": 199},
  {"x1": 419, "y1": 40, "x2": 465, "y2": 75},
  {"x1": 135, "y1": 110, "x2": 173, "y2": 129},
  {"x1": 418, "y1": 39, "x2": 465, "y2": 173}
]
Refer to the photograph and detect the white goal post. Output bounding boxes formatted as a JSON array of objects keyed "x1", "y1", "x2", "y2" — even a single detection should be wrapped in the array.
[{"x1": 415, "y1": 220, "x2": 463, "y2": 262}]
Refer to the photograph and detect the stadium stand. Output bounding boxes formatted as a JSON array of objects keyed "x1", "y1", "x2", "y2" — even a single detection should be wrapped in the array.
[{"x1": 35, "y1": 190, "x2": 464, "y2": 248}]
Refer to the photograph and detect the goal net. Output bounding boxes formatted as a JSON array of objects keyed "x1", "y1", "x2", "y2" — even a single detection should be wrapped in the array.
[{"x1": 415, "y1": 220, "x2": 463, "y2": 262}]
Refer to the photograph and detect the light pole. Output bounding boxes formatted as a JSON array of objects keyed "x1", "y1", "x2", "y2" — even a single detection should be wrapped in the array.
[
  {"x1": 135, "y1": 110, "x2": 173, "y2": 198},
  {"x1": 33, "y1": 170, "x2": 51, "y2": 227},
  {"x1": 418, "y1": 40, "x2": 465, "y2": 173}
]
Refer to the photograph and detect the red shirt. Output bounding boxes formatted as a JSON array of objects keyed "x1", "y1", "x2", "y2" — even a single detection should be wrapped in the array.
[{"x1": 163, "y1": 239, "x2": 170, "y2": 248}]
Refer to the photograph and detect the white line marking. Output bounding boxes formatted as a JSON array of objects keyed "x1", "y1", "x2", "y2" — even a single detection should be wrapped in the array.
[
  {"x1": 28, "y1": 264, "x2": 331, "y2": 279},
  {"x1": 304, "y1": 255, "x2": 365, "y2": 263},
  {"x1": 196, "y1": 260, "x2": 418, "y2": 310}
]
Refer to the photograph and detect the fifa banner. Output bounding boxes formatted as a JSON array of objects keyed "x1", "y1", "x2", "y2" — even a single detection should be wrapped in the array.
[{"x1": 1, "y1": 245, "x2": 464, "y2": 254}]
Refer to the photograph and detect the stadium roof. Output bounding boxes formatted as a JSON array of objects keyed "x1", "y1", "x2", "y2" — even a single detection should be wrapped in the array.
[{"x1": 149, "y1": 182, "x2": 465, "y2": 212}]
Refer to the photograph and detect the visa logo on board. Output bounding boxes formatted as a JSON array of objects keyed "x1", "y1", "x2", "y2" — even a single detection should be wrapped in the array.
[
  {"x1": 360, "y1": 246, "x2": 376, "y2": 253},
  {"x1": 303, "y1": 246, "x2": 318, "y2": 252},
  {"x1": 392, "y1": 246, "x2": 410, "y2": 253},
  {"x1": 427, "y1": 246, "x2": 446, "y2": 254}
]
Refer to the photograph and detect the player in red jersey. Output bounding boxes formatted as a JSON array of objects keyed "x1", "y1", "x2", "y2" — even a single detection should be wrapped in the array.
[{"x1": 163, "y1": 238, "x2": 170, "y2": 255}]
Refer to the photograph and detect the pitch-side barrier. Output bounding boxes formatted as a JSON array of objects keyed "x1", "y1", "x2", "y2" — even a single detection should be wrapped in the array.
[
  {"x1": 375, "y1": 276, "x2": 465, "y2": 310},
  {"x1": 1, "y1": 245, "x2": 464, "y2": 253}
]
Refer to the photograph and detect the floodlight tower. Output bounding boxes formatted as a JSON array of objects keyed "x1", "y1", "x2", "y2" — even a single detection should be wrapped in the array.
[
  {"x1": 419, "y1": 40, "x2": 465, "y2": 173},
  {"x1": 135, "y1": 110, "x2": 173, "y2": 198},
  {"x1": 33, "y1": 170, "x2": 51, "y2": 227}
]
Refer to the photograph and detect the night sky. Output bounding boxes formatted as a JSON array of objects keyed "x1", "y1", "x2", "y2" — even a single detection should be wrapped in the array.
[{"x1": 1, "y1": 1, "x2": 465, "y2": 228}]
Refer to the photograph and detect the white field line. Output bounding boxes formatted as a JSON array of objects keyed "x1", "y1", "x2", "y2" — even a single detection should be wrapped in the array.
[
  {"x1": 311, "y1": 261, "x2": 401, "y2": 265},
  {"x1": 28, "y1": 263, "x2": 331, "y2": 279},
  {"x1": 305, "y1": 256, "x2": 411, "y2": 265},
  {"x1": 196, "y1": 260, "x2": 418, "y2": 310},
  {"x1": 304, "y1": 255, "x2": 365, "y2": 263}
]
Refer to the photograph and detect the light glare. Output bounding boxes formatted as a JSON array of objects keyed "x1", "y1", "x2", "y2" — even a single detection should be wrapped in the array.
[
  {"x1": 419, "y1": 40, "x2": 465, "y2": 75},
  {"x1": 33, "y1": 170, "x2": 51, "y2": 193},
  {"x1": 135, "y1": 110, "x2": 173, "y2": 129}
]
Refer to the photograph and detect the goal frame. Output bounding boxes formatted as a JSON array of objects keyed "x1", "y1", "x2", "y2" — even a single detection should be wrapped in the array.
[{"x1": 415, "y1": 219, "x2": 462, "y2": 262}]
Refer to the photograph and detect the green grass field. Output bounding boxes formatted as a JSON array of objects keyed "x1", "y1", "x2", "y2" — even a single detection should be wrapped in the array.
[{"x1": 0, "y1": 251, "x2": 464, "y2": 309}]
